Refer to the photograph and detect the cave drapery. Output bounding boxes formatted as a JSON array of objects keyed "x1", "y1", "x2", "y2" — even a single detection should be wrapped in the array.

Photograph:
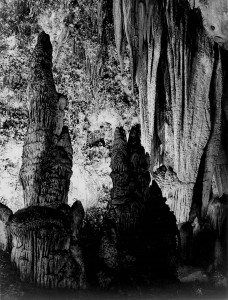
[{"x1": 113, "y1": 0, "x2": 228, "y2": 223}]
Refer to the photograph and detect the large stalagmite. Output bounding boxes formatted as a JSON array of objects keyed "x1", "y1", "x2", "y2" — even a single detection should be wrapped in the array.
[
  {"x1": 113, "y1": 0, "x2": 225, "y2": 223},
  {"x1": 19, "y1": 31, "x2": 73, "y2": 208},
  {"x1": 2, "y1": 31, "x2": 86, "y2": 289}
]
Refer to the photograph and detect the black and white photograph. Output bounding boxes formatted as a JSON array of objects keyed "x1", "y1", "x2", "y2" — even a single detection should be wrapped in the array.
[{"x1": 0, "y1": 0, "x2": 227, "y2": 299}]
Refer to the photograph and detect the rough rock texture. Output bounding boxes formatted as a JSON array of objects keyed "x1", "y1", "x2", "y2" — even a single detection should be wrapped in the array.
[
  {"x1": 0, "y1": 203, "x2": 12, "y2": 251},
  {"x1": 113, "y1": 0, "x2": 224, "y2": 223},
  {"x1": 19, "y1": 31, "x2": 73, "y2": 208},
  {"x1": 153, "y1": 165, "x2": 195, "y2": 223},
  {"x1": 110, "y1": 126, "x2": 150, "y2": 232},
  {"x1": 177, "y1": 221, "x2": 193, "y2": 264},
  {"x1": 128, "y1": 124, "x2": 151, "y2": 202},
  {"x1": 110, "y1": 127, "x2": 130, "y2": 206},
  {"x1": 8, "y1": 204, "x2": 85, "y2": 289},
  {"x1": 98, "y1": 126, "x2": 180, "y2": 286},
  {"x1": 194, "y1": 0, "x2": 228, "y2": 50},
  {"x1": 6, "y1": 32, "x2": 85, "y2": 290}
]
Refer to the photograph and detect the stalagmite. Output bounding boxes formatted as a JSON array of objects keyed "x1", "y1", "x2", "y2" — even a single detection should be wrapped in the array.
[
  {"x1": 105, "y1": 125, "x2": 180, "y2": 284},
  {"x1": 19, "y1": 32, "x2": 73, "y2": 208},
  {"x1": 8, "y1": 32, "x2": 85, "y2": 289}
]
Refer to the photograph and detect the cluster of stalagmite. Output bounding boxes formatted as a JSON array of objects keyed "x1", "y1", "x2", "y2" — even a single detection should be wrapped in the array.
[
  {"x1": 106, "y1": 125, "x2": 180, "y2": 283},
  {"x1": 0, "y1": 31, "x2": 86, "y2": 290},
  {"x1": 110, "y1": 125, "x2": 150, "y2": 231},
  {"x1": 113, "y1": 0, "x2": 226, "y2": 223},
  {"x1": 19, "y1": 31, "x2": 72, "y2": 208}
]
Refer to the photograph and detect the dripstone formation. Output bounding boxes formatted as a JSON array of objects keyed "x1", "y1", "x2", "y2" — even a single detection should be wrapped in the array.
[
  {"x1": 9, "y1": 205, "x2": 85, "y2": 288},
  {"x1": 99, "y1": 126, "x2": 180, "y2": 286},
  {"x1": 113, "y1": 0, "x2": 226, "y2": 224},
  {"x1": 0, "y1": 32, "x2": 86, "y2": 289},
  {"x1": 19, "y1": 32, "x2": 72, "y2": 208},
  {"x1": 113, "y1": 0, "x2": 228, "y2": 278}
]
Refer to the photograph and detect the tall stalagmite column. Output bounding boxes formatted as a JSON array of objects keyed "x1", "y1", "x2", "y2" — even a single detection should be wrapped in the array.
[
  {"x1": 19, "y1": 31, "x2": 73, "y2": 208},
  {"x1": 113, "y1": 0, "x2": 224, "y2": 222},
  {"x1": 6, "y1": 32, "x2": 86, "y2": 289}
]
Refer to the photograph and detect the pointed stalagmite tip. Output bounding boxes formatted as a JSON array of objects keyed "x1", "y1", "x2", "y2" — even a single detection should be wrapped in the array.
[
  {"x1": 128, "y1": 124, "x2": 141, "y2": 144},
  {"x1": 114, "y1": 126, "x2": 127, "y2": 141},
  {"x1": 36, "y1": 31, "x2": 52, "y2": 55}
]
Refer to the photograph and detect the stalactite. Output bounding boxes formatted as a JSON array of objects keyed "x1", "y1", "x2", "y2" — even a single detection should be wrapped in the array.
[
  {"x1": 201, "y1": 47, "x2": 222, "y2": 214},
  {"x1": 214, "y1": 146, "x2": 228, "y2": 196},
  {"x1": 113, "y1": 0, "x2": 125, "y2": 72},
  {"x1": 114, "y1": 0, "x2": 224, "y2": 222}
]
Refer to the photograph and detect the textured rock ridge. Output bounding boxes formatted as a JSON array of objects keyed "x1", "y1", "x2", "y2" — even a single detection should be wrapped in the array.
[
  {"x1": 7, "y1": 203, "x2": 86, "y2": 289},
  {"x1": 113, "y1": 0, "x2": 224, "y2": 222},
  {"x1": 19, "y1": 31, "x2": 73, "y2": 208}
]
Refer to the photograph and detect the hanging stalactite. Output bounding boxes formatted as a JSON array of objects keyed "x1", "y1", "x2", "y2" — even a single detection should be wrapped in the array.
[{"x1": 113, "y1": 0, "x2": 224, "y2": 222}]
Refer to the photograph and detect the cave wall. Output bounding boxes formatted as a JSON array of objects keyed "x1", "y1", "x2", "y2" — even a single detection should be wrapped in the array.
[{"x1": 113, "y1": 0, "x2": 226, "y2": 223}]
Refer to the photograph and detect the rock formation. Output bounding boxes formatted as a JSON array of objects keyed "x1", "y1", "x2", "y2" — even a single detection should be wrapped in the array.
[
  {"x1": 6, "y1": 204, "x2": 85, "y2": 289},
  {"x1": 0, "y1": 32, "x2": 86, "y2": 290},
  {"x1": 205, "y1": 194, "x2": 227, "y2": 273},
  {"x1": 113, "y1": 0, "x2": 226, "y2": 224},
  {"x1": 100, "y1": 125, "x2": 180, "y2": 285},
  {"x1": 110, "y1": 127, "x2": 129, "y2": 207},
  {"x1": 196, "y1": 0, "x2": 228, "y2": 50},
  {"x1": 177, "y1": 221, "x2": 193, "y2": 264},
  {"x1": 19, "y1": 31, "x2": 73, "y2": 208},
  {"x1": 0, "y1": 203, "x2": 12, "y2": 251},
  {"x1": 110, "y1": 126, "x2": 150, "y2": 233}
]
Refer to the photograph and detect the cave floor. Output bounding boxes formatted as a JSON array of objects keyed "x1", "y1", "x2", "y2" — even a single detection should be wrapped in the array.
[{"x1": 0, "y1": 250, "x2": 227, "y2": 300}]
